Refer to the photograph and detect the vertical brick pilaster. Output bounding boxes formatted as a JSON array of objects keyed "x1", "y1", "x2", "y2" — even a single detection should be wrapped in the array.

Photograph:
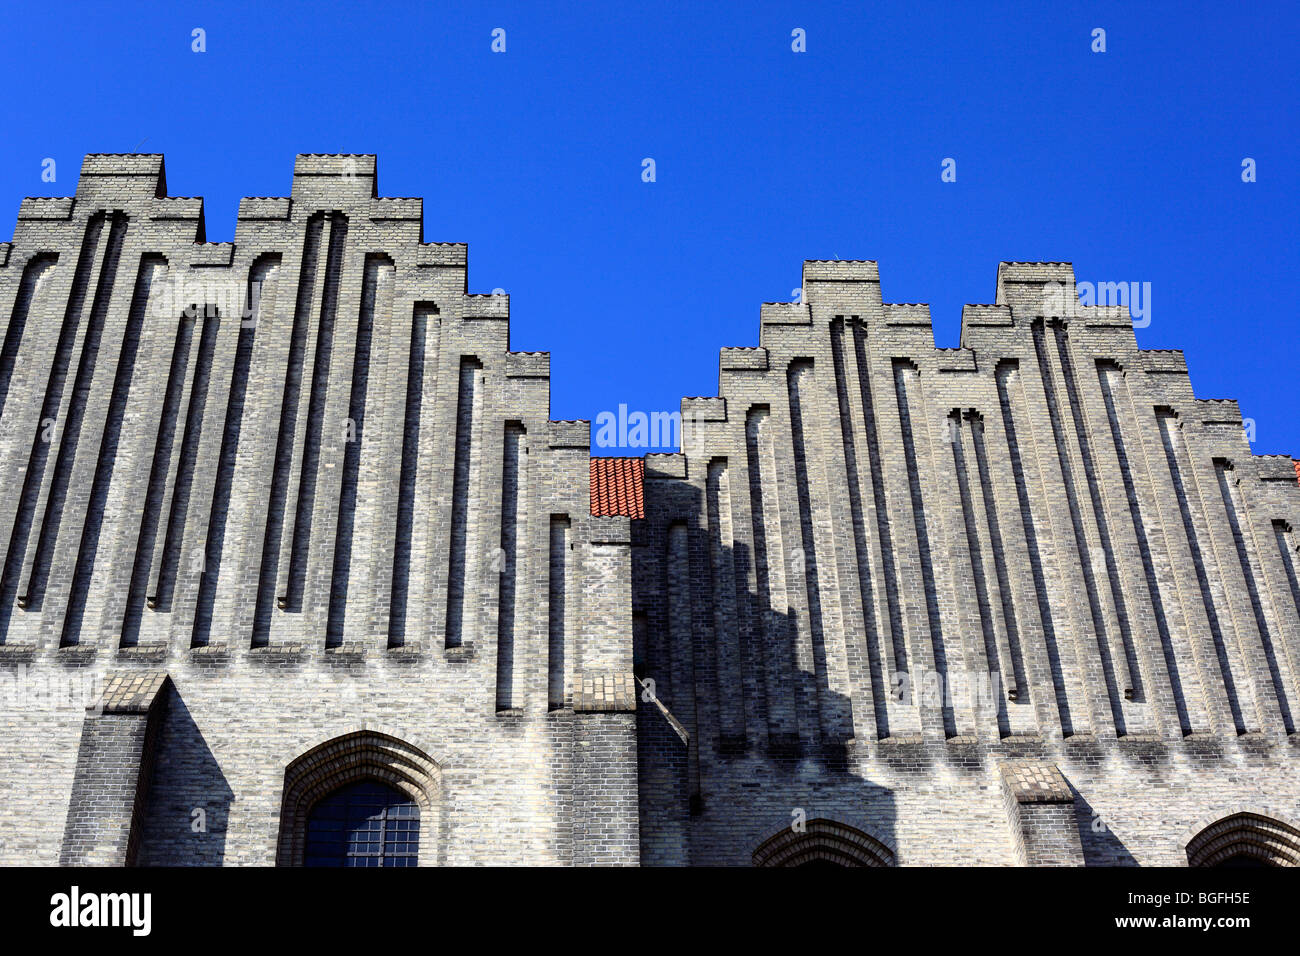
[
  {"x1": 999, "y1": 760, "x2": 1085, "y2": 866},
  {"x1": 59, "y1": 671, "x2": 169, "y2": 865}
]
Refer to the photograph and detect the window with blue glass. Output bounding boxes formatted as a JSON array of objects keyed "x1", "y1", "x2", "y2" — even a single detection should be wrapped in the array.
[{"x1": 304, "y1": 780, "x2": 420, "y2": 867}]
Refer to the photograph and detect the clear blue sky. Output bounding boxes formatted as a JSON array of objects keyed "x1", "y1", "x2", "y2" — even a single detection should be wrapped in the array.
[{"x1": 2, "y1": 1, "x2": 1296, "y2": 455}]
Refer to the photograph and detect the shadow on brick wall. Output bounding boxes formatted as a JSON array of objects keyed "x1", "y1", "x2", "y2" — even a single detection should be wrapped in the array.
[
  {"x1": 633, "y1": 481, "x2": 899, "y2": 865},
  {"x1": 1073, "y1": 788, "x2": 1138, "y2": 866},
  {"x1": 137, "y1": 686, "x2": 233, "y2": 865}
]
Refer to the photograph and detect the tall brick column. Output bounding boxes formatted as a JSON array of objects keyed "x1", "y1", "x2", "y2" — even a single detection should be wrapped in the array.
[{"x1": 59, "y1": 672, "x2": 170, "y2": 866}]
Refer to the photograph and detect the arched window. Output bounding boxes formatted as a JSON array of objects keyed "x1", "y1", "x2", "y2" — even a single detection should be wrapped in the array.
[
  {"x1": 277, "y1": 730, "x2": 440, "y2": 866},
  {"x1": 753, "y1": 818, "x2": 896, "y2": 867},
  {"x1": 1182, "y1": 811, "x2": 1300, "y2": 868},
  {"x1": 305, "y1": 780, "x2": 420, "y2": 868}
]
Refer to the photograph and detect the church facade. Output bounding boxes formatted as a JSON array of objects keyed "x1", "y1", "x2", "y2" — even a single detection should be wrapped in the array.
[{"x1": 0, "y1": 155, "x2": 1296, "y2": 866}]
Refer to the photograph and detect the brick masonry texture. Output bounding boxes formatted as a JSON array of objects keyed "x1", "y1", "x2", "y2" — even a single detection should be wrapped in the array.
[
  {"x1": 0, "y1": 155, "x2": 1298, "y2": 867},
  {"x1": 631, "y1": 259, "x2": 1300, "y2": 866},
  {"x1": 0, "y1": 155, "x2": 637, "y2": 866}
]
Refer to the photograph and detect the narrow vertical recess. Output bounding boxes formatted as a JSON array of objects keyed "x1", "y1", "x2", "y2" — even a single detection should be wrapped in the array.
[
  {"x1": 1273, "y1": 522, "x2": 1300, "y2": 640},
  {"x1": 1097, "y1": 363, "x2": 1193, "y2": 734},
  {"x1": 141, "y1": 312, "x2": 194, "y2": 611},
  {"x1": 950, "y1": 410, "x2": 1010, "y2": 735},
  {"x1": 852, "y1": 324, "x2": 906, "y2": 677},
  {"x1": 548, "y1": 514, "x2": 571, "y2": 709},
  {"x1": 414, "y1": 308, "x2": 445, "y2": 640},
  {"x1": 283, "y1": 213, "x2": 348, "y2": 613},
  {"x1": 491, "y1": 424, "x2": 522, "y2": 712},
  {"x1": 325, "y1": 253, "x2": 388, "y2": 647},
  {"x1": 121, "y1": 304, "x2": 191, "y2": 645},
  {"x1": 4, "y1": 214, "x2": 103, "y2": 622},
  {"x1": 1032, "y1": 319, "x2": 1125, "y2": 729},
  {"x1": 495, "y1": 423, "x2": 525, "y2": 710},
  {"x1": 705, "y1": 458, "x2": 745, "y2": 744},
  {"x1": 0, "y1": 253, "x2": 58, "y2": 421},
  {"x1": 1053, "y1": 324, "x2": 1137, "y2": 698},
  {"x1": 1157, "y1": 409, "x2": 1247, "y2": 734},
  {"x1": 892, "y1": 359, "x2": 955, "y2": 737},
  {"x1": 389, "y1": 303, "x2": 438, "y2": 647},
  {"x1": 745, "y1": 405, "x2": 797, "y2": 753},
  {"x1": 253, "y1": 214, "x2": 324, "y2": 642},
  {"x1": 153, "y1": 310, "x2": 220, "y2": 612},
  {"x1": 191, "y1": 255, "x2": 281, "y2": 647},
  {"x1": 788, "y1": 359, "x2": 842, "y2": 747},
  {"x1": 1216, "y1": 460, "x2": 1294, "y2": 733},
  {"x1": 665, "y1": 519, "x2": 701, "y2": 802},
  {"x1": 21, "y1": 212, "x2": 127, "y2": 611},
  {"x1": 830, "y1": 319, "x2": 889, "y2": 735},
  {"x1": 969, "y1": 412, "x2": 1029, "y2": 701},
  {"x1": 445, "y1": 357, "x2": 483, "y2": 648},
  {"x1": 61, "y1": 254, "x2": 164, "y2": 645},
  {"x1": 996, "y1": 360, "x2": 1075, "y2": 735}
]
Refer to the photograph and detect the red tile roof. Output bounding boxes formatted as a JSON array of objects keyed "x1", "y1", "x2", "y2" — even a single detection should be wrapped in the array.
[{"x1": 590, "y1": 457, "x2": 645, "y2": 519}]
